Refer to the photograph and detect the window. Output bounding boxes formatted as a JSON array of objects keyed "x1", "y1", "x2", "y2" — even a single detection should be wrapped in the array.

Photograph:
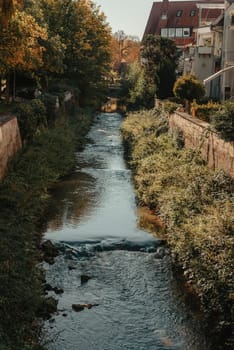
[
  {"x1": 231, "y1": 14, "x2": 234, "y2": 25},
  {"x1": 225, "y1": 86, "x2": 231, "y2": 100},
  {"x1": 183, "y1": 28, "x2": 190, "y2": 37},
  {"x1": 160, "y1": 27, "x2": 191, "y2": 38},
  {"x1": 190, "y1": 10, "x2": 196, "y2": 17},
  {"x1": 168, "y1": 28, "x2": 175, "y2": 37},
  {"x1": 176, "y1": 10, "x2": 183, "y2": 17},
  {"x1": 175, "y1": 28, "x2": 183, "y2": 37},
  {"x1": 161, "y1": 28, "x2": 168, "y2": 37}
]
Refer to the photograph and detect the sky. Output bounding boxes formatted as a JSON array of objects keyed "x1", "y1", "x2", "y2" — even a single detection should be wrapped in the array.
[{"x1": 94, "y1": 0, "x2": 155, "y2": 39}]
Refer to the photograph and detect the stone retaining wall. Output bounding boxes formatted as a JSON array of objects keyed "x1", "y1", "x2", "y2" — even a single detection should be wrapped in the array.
[
  {"x1": 169, "y1": 111, "x2": 234, "y2": 179},
  {"x1": 0, "y1": 115, "x2": 22, "y2": 179}
]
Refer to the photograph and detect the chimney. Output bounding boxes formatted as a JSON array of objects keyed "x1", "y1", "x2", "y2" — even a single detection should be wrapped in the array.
[{"x1": 161, "y1": 0, "x2": 169, "y2": 20}]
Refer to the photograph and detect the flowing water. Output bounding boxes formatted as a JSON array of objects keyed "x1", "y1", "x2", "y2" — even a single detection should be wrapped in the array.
[{"x1": 43, "y1": 113, "x2": 210, "y2": 350}]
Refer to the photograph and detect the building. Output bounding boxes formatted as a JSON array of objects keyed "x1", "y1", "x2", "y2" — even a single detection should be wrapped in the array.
[
  {"x1": 221, "y1": 0, "x2": 234, "y2": 99},
  {"x1": 143, "y1": 0, "x2": 223, "y2": 49},
  {"x1": 192, "y1": 4, "x2": 224, "y2": 99}
]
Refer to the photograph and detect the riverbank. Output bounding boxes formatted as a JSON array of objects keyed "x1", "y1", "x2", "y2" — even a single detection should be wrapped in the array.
[
  {"x1": 0, "y1": 108, "x2": 93, "y2": 350},
  {"x1": 121, "y1": 108, "x2": 234, "y2": 349}
]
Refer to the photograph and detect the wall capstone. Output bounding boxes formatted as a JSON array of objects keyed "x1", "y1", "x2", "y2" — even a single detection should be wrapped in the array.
[{"x1": 0, "y1": 115, "x2": 22, "y2": 179}]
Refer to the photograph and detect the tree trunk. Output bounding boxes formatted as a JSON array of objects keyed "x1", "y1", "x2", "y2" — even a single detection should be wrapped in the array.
[{"x1": 5, "y1": 73, "x2": 11, "y2": 102}]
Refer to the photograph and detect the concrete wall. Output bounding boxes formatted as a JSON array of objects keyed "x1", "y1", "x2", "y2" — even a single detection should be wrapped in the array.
[
  {"x1": 169, "y1": 111, "x2": 234, "y2": 179},
  {"x1": 0, "y1": 116, "x2": 22, "y2": 179},
  {"x1": 221, "y1": 2, "x2": 234, "y2": 99}
]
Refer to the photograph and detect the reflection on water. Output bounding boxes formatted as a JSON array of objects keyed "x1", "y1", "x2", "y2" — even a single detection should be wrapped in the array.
[
  {"x1": 45, "y1": 113, "x2": 151, "y2": 243},
  {"x1": 46, "y1": 171, "x2": 97, "y2": 232},
  {"x1": 43, "y1": 113, "x2": 210, "y2": 350}
]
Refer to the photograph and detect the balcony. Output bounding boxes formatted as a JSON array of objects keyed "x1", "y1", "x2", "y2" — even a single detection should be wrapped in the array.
[{"x1": 198, "y1": 46, "x2": 213, "y2": 55}]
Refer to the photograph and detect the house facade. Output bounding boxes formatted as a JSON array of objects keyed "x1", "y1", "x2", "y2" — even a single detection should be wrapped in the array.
[
  {"x1": 221, "y1": 0, "x2": 234, "y2": 99},
  {"x1": 143, "y1": 0, "x2": 223, "y2": 48},
  {"x1": 192, "y1": 4, "x2": 224, "y2": 99}
]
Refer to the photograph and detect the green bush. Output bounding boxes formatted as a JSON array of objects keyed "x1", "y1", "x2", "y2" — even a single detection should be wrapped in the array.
[
  {"x1": 121, "y1": 108, "x2": 168, "y2": 146},
  {"x1": 211, "y1": 101, "x2": 234, "y2": 141},
  {"x1": 40, "y1": 93, "x2": 58, "y2": 125},
  {"x1": 163, "y1": 100, "x2": 181, "y2": 114},
  {"x1": 15, "y1": 99, "x2": 47, "y2": 142},
  {"x1": 191, "y1": 101, "x2": 220, "y2": 122}
]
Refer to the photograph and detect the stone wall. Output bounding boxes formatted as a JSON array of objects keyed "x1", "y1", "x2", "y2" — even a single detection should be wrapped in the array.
[
  {"x1": 0, "y1": 115, "x2": 22, "y2": 179},
  {"x1": 169, "y1": 111, "x2": 234, "y2": 179}
]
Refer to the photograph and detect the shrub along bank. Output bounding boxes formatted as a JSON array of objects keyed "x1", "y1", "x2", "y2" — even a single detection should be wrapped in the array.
[
  {"x1": 0, "y1": 108, "x2": 93, "y2": 350},
  {"x1": 121, "y1": 109, "x2": 234, "y2": 349}
]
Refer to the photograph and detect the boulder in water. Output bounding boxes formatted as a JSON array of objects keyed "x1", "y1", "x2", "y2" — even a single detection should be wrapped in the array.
[
  {"x1": 72, "y1": 303, "x2": 99, "y2": 312},
  {"x1": 41, "y1": 240, "x2": 59, "y2": 264},
  {"x1": 80, "y1": 275, "x2": 91, "y2": 284},
  {"x1": 72, "y1": 304, "x2": 85, "y2": 312},
  {"x1": 154, "y1": 246, "x2": 169, "y2": 259},
  {"x1": 53, "y1": 287, "x2": 64, "y2": 295}
]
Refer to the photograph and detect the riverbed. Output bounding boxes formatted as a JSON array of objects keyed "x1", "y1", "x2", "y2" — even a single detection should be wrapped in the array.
[{"x1": 43, "y1": 112, "x2": 210, "y2": 350}]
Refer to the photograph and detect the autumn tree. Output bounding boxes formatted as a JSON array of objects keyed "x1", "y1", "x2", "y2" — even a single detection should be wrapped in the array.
[
  {"x1": 0, "y1": 7, "x2": 47, "y2": 99},
  {"x1": 36, "y1": 0, "x2": 111, "y2": 104},
  {"x1": 0, "y1": 0, "x2": 112, "y2": 105},
  {"x1": 0, "y1": 0, "x2": 15, "y2": 26},
  {"x1": 111, "y1": 31, "x2": 140, "y2": 74},
  {"x1": 141, "y1": 34, "x2": 178, "y2": 99},
  {"x1": 0, "y1": 11, "x2": 46, "y2": 72}
]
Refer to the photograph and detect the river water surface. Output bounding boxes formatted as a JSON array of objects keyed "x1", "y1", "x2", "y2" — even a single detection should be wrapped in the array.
[{"x1": 43, "y1": 113, "x2": 210, "y2": 350}]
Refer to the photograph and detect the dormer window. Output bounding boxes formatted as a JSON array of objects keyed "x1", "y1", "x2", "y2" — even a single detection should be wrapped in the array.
[
  {"x1": 190, "y1": 10, "x2": 196, "y2": 17},
  {"x1": 176, "y1": 10, "x2": 183, "y2": 17}
]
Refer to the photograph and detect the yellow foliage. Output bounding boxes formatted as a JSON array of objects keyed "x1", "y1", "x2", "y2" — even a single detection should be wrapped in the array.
[{"x1": 0, "y1": 9, "x2": 47, "y2": 73}]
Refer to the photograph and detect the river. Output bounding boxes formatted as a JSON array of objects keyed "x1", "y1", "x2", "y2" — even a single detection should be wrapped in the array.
[{"x1": 43, "y1": 112, "x2": 210, "y2": 350}]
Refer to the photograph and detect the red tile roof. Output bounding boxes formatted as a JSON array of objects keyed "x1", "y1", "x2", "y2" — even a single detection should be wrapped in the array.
[{"x1": 143, "y1": 0, "x2": 224, "y2": 46}]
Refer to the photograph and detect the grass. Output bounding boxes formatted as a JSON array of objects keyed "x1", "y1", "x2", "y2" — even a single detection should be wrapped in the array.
[
  {"x1": 121, "y1": 108, "x2": 234, "y2": 349},
  {"x1": 0, "y1": 108, "x2": 93, "y2": 350}
]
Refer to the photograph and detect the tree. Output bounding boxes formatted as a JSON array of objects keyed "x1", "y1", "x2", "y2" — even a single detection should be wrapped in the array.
[
  {"x1": 111, "y1": 31, "x2": 140, "y2": 74},
  {"x1": 0, "y1": 10, "x2": 47, "y2": 73},
  {"x1": 38, "y1": 0, "x2": 111, "y2": 105},
  {"x1": 173, "y1": 74, "x2": 205, "y2": 111},
  {"x1": 141, "y1": 34, "x2": 178, "y2": 99},
  {"x1": 22, "y1": 0, "x2": 66, "y2": 87},
  {"x1": 0, "y1": 0, "x2": 14, "y2": 26},
  {"x1": 120, "y1": 61, "x2": 155, "y2": 109},
  {"x1": 0, "y1": 0, "x2": 112, "y2": 104},
  {"x1": 0, "y1": 8, "x2": 47, "y2": 99}
]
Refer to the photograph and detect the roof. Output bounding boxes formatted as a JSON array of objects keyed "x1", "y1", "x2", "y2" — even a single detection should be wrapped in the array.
[{"x1": 143, "y1": 0, "x2": 224, "y2": 46}]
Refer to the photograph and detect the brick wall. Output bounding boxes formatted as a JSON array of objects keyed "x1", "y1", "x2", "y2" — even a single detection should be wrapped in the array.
[
  {"x1": 169, "y1": 111, "x2": 234, "y2": 179},
  {"x1": 0, "y1": 116, "x2": 22, "y2": 179}
]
